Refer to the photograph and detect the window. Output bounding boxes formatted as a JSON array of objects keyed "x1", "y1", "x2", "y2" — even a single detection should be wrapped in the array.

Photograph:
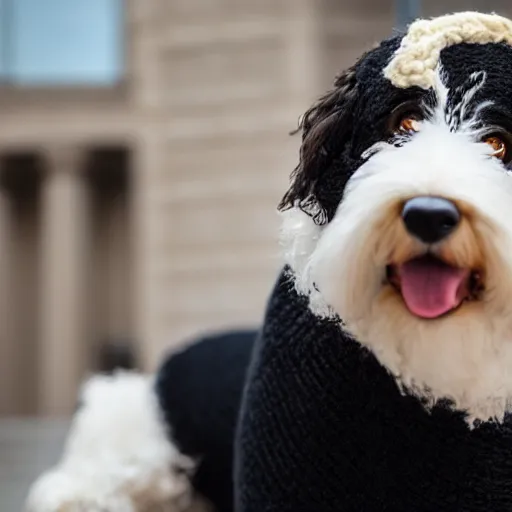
[
  {"x1": 394, "y1": 0, "x2": 421, "y2": 29},
  {"x1": 0, "y1": 0, "x2": 123, "y2": 86}
]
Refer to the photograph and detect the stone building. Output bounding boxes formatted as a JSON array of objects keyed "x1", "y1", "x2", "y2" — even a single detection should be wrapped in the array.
[{"x1": 0, "y1": 0, "x2": 509, "y2": 417}]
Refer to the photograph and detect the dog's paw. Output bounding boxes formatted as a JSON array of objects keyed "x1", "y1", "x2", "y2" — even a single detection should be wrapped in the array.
[{"x1": 24, "y1": 463, "x2": 192, "y2": 512}]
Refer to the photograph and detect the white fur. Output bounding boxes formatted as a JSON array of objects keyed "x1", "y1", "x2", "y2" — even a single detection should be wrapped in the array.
[
  {"x1": 384, "y1": 11, "x2": 512, "y2": 89},
  {"x1": 281, "y1": 71, "x2": 512, "y2": 424},
  {"x1": 24, "y1": 372, "x2": 211, "y2": 512}
]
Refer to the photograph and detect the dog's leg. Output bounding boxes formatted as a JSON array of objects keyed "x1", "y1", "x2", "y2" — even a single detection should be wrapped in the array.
[{"x1": 24, "y1": 371, "x2": 208, "y2": 512}]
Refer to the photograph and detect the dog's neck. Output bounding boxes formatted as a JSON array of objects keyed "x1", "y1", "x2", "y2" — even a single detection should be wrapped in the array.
[
  {"x1": 237, "y1": 267, "x2": 512, "y2": 511},
  {"x1": 342, "y1": 308, "x2": 512, "y2": 426}
]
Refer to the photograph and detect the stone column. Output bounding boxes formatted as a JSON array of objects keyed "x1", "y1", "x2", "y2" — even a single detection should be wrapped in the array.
[
  {"x1": 0, "y1": 161, "x2": 14, "y2": 415},
  {"x1": 39, "y1": 146, "x2": 89, "y2": 416}
]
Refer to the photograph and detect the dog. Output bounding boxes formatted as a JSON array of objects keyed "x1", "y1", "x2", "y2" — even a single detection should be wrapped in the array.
[{"x1": 25, "y1": 11, "x2": 512, "y2": 512}]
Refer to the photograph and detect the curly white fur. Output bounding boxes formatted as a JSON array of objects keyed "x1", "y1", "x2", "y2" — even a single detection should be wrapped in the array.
[
  {"x1": 384, "y1": 11, "x2": 512, "y2": 89},
  {"x1": 24, "y1": 372, "x2": 211, "y2": 512}
]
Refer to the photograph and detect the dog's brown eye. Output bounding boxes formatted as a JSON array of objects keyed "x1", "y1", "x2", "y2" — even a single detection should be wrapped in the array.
[
  {"x1": 387, "y1": 101, "x2": 423, "y2": 137},
  {"x1": 397, "y1": 117, "x2": 421, "y2": 134},
  {"x1": 484, "y1": 135, "x2": 508, "y2": 161}
]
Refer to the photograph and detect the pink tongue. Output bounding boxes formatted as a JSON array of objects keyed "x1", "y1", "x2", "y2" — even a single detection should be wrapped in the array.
[{"x1": 399, "y1": 257, "x2": 470, "y2": 319}]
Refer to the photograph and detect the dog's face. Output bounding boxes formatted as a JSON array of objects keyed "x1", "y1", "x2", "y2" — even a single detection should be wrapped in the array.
[{"x1": 280, "y1": 13, "x2": 512, "y2": 423}]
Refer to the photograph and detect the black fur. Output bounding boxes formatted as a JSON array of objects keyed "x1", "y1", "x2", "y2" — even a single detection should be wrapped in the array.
[
  {"x1": 155, "y1": 330, "x2": 256, "y2": 512},
  {"x1": 278, "y1": 35, "x2": 425, "y2": 223}
]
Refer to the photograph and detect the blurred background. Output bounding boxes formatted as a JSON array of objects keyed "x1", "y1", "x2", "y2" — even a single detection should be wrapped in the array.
[{"x1": 0, "y1": 0, "x2": 511, "y2": 507}]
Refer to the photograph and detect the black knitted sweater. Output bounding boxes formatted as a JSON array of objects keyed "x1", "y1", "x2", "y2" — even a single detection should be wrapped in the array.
[{"x1": 234, "y1": 268, "x2": 512, "y2": 512}]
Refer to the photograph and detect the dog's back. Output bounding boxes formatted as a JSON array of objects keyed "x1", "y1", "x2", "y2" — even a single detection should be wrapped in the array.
[{"x1": 156, "y1": 329, "x2": 257, "y2": 511}]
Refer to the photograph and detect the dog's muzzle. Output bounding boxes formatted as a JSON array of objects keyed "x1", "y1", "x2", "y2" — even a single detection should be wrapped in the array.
[{"x1": 386, "y1": 195, "x2": 482, "y2": 319}]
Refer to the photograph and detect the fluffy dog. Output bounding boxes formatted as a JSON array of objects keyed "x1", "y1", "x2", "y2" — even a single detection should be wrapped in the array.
[{"x1": 25, "y1": 11, "x2": 512, "y2": 512}]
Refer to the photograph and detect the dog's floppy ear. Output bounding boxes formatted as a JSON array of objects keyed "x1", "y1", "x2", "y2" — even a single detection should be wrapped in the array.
[{"x1": 278, "y1": 64, "x2": 359, "y2": 225}]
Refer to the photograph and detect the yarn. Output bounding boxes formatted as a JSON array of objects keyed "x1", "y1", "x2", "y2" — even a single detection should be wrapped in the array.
[{"x1": 385, "y1": 12, "x2": 512, "y2": 89}]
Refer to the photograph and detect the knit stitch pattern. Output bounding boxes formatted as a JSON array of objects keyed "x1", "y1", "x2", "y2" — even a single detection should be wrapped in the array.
[
  {"x1": 234, "y1": 268, "x2": 512, "y2": 512},
  {"x1": 384, "y1": 12, "x2": 512, "y2": 89}
]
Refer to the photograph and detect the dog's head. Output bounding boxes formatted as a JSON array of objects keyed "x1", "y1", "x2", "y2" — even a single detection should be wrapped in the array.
[{"x1": 280, "y1": 12, "x2": 512, "y2": 423}]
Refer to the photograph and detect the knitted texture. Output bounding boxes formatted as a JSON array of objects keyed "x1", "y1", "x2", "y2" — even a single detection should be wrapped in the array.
[
  {"x1": 234, "y1": 268, "x2": 512, "y2": 512},
  {"x1": 156, "y1": 330, "x2": 257, "y2": 512},
  {"x1": 384, "y1": 12, "x2": 512, "y2": 89}
]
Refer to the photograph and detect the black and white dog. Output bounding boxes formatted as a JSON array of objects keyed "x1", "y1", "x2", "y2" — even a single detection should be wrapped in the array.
[{"x1": 26, "y1": 11, "x2": 512, "y2": 512}]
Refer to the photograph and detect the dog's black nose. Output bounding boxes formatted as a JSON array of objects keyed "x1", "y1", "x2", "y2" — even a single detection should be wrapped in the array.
[{"x1": 401, "y1": 196, "x2": 460, "y2": 244}]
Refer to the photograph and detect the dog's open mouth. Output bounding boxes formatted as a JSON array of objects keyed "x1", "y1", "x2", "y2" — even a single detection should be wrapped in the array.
[{"x1": 386, "y1": 255, "x2": 483, "y2": 319}]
